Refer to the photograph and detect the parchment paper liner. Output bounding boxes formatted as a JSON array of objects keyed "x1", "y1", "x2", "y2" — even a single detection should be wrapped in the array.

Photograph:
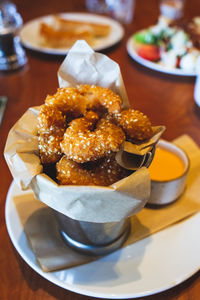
[
  {"x1": 4, "y1": 40, "x2": 164, "y2": 223},
  {"x1": 13, "y1": 135, "x2": 200, "y2": 272}
]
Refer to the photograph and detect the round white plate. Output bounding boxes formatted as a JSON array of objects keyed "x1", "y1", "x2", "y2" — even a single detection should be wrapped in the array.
[
  {"x1": 126, "y1": 37, "x2": 197, "y2": 76},
  {"x1": 20, "y1": 13, "x2": 124, "y2": 55},
  {"x1": 5, "y1": 181, "x2": 200, "y2": 299}
]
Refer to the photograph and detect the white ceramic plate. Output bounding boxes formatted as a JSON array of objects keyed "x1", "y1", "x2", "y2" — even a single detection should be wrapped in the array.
[
  {"x1": 126, "y1": 37, "x2": 197, "y2": 76},
  {"x1": 5, "y1": 181, "x2": 200, "y2": 299},
  {"x1": 20, "y1": 13, "x2": 124, "y2": 55}
]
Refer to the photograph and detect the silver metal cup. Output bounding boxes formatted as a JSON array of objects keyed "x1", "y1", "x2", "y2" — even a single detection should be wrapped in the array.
[
  {"x1": 54, "y1": 211, "x2": 130, "y2": 256},
  {"x1": 54, "y1": 148, "x2": 155, "y2": 256}
]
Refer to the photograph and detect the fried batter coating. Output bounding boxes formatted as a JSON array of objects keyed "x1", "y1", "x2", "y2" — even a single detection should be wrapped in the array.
[
  {"x1": 38, "y1": 104, "x2": 66, "y2": 133},
  {"x1": 117, "y1": 109, "x2": 153, "y2": 141},
  {"x1": 60, "y1": 112, "x2": 125, "y2": 163},
  {"x1": 38, "y1": 132, "x2": 64, "y2": 165},
  {"x1": 77, "y1": 84, "x2": 122, "y2": 115},
  {"x1": 45, "y1": 85, "x2": 122, "y2": 119},
  {"x1": 38, "y1": 105, "x2": 66, "y2": 164},
  {"x1": 38, "y1": 86, "x2": 154, "y2": 177},
  {"x1": 45, "y1": 88, "x2": 87, "y2": 118},
  {"x1": 56, "y1": 154, "x2": 130, "y2": 186}
]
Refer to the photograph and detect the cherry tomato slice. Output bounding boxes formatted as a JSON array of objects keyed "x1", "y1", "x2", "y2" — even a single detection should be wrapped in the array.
[{"x1": 137, "y1": 45, "x2": 160, "y2": 62}]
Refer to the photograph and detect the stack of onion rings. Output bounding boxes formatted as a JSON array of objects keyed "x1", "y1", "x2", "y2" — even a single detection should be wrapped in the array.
[{"x1": 37, "y1": 85, "x2": 154, "y2": 186}]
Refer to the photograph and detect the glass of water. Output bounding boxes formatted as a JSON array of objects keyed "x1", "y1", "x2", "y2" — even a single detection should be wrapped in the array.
[
  {"x1": 160, "y1": 0, "x2": 185, "y2": 19},
  {"x1": 86, "y1": 0, "x2": 135, "y2": 24}
]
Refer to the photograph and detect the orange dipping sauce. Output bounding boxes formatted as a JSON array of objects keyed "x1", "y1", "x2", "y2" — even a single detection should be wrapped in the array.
[{"x1": 149, "y1": 147, "x2": 185, "y2": 181}]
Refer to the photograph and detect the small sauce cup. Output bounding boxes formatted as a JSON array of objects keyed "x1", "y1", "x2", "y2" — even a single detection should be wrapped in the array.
[{"x1": 148, "y1": 139, "x2": 189, "y2": 205}]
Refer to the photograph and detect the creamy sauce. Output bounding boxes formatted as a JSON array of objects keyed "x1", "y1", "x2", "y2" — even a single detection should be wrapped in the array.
[{"x1": 149, "y1": 147, "x2": 185, "y2": 181}]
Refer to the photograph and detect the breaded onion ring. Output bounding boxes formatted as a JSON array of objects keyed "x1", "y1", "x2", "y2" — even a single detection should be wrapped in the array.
[
  {"x1": 117, "y1": 109, "x2": 153, "y2": 141},
  {"x1": 56, "y1": 154, "x2": 130, "y2": 186},
  {"x1": 77, "y1": 84, "x2": 122, "y2": 115},
  {"x1": 45, "y1": 87, "x2": 87, "y2": 119},
  {"x1": 60, "y1": 111, "x2": 125, "y2": 163},
  {"x1": 45, "y1": 85, "x2": 122, "y2": 119},
  {"x1": 38, "y1": 105, "x2": 66, "y2": 164},
  {"x1": 38, "y1": 133, "x2": 64, "y2": 165}
]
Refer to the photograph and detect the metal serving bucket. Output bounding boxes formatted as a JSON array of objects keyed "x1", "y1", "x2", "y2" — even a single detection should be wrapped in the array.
[
  {"x1": 54, "y1": 148, "x2": 155, "y2": 256},
  {"x1": 54, "y1": 211, "x2": 131, "y2": 256}
]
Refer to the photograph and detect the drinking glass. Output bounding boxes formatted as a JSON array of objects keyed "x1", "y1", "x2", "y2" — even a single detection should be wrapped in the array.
[
  {"x1": 86, "y1": 0, "x2": 135, "y2": 24},
  {"x1": 160, "y1": 0, "x2": 185, "y2": 19},
  {"x1": 0, "y1": 1, "x2": 27, "y2": 71}
]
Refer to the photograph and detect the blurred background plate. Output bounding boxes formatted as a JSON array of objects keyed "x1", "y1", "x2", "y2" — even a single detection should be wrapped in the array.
[
  {"x1": 126, "y1": 37, "x2": 197, "y2": 77},
  {"x1": 20, "y1": 13, "x2": 124, "y2": 55}
]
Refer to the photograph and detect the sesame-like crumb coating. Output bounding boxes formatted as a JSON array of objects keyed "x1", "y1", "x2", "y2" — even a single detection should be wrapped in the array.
[
  {"x1": 56, "y1": 154, "x2": 130, "y2": 186},
  {"x1": 60, "y1": 114, "x2": 125, "y2": 163},
  {"x1": 38, "y1": 132, "x2": 64, "y2": 164},
  {"x1": 45, "y1": 84, "x2": 122, "y2": 117},
  {"x1": 117, "y1": 109, "x2": 153, "y2": 141},
  {"x1": 38, "y1": 105, "x2": 66, "y2": 164},
  {"x1": 45, "y1": 87, "x2": 87, "y2": 118},
  {"x1": 38, "y1": 104, "x2": 66, "y2": 133},
  {"x1": 77, "y1": 84, "x2": 122, "y2": 114},
  {"x1": 37, "y1": 85, "x2": 154, "y2": 185}
]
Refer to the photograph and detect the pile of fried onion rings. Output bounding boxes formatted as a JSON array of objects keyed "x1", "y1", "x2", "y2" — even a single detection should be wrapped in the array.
[{"x1": 38, "y1": 85, "x2": 153, "y2": 186}]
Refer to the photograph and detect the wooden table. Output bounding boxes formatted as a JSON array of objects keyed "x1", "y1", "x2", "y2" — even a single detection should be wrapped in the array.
[{"x1": 0, "y1": 0, "x2": 200, "y2": 299}]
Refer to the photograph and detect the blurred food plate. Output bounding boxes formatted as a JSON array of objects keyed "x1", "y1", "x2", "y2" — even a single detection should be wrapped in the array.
[
  {"x1": 126, "y1": 14, "x2": 200, "y2": 76},
  {"x1": 127, "y1": 37, "x2": 197, "y2": 76},
  {"x1": 20, "y1": 13, "x2": 124, "y2": 55}
]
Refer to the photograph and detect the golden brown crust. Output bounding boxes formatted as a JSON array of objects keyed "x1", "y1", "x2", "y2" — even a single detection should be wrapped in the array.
[
  {"x1": 117, "y1": 109, "x2": 153, "y2": 141},
  {"x1": 53, "y1": 16, "x2": 111, "y2": 37},
  {"x1": 40, "y1": 23, "x2": 94, "y2": 48},
  {"x1": 39, "y1": 16, "x2": 111, "y2": 48},
  {"x1": 38, "y1": 85, "x2": 125, "y2": 166},
  {"x1": 45, "y1": 88, "x2": 87, "y2": 118},
  {"x1": 60, "y1": 113, "x2": 125, "y2": 163},
  {"x1": 38, "y1": 132, "x2": 64, "y2": 165},
  {"x1": 37, "y1": 104, "x2": 66, "y2": 133},
  {"x1": 77, "y1": 84, "x2": 122, "y2": 115},
  {"x1": 56, "y1": 154, "x2": 130, "y2": 186},
  {"x1": 37, "y1": 86, "x2": 154, "y2": 185},
  {"x1": 37, "y1": 105, "x2": 66, "y2": 164}
]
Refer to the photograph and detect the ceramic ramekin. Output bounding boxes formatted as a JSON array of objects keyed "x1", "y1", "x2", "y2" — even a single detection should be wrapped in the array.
[{"x1": 148, "y1": 139, "x2": 189, "y2": 205}]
